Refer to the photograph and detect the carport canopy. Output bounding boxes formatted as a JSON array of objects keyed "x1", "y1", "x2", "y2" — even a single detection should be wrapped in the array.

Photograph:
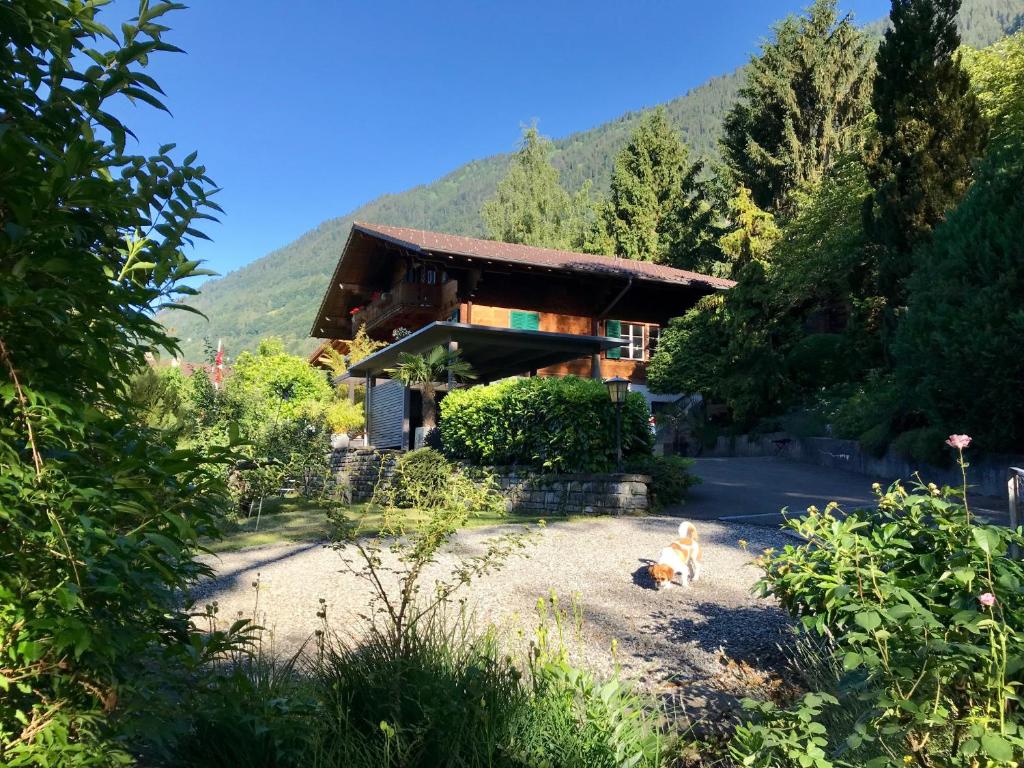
[{"x1": 346, "y1": 321, "x2": 620, "y2": 382}]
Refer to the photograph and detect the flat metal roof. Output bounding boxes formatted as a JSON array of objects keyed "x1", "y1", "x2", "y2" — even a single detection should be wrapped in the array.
[{"x1": 346, "y1": 321, "x2": 619, "y2": 382}]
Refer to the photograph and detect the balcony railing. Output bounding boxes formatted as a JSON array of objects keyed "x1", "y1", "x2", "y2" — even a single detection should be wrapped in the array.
[{"x1": 352, "y1": 279, "x2": 458, "y2": 335}]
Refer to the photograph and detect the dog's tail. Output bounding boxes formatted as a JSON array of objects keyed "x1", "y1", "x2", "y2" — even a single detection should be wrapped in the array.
[{"x1": 678, "y1": 520, "x2": 697, "y2": 539}]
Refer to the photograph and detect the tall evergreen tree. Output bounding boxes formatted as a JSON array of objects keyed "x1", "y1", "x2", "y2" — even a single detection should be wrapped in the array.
[
  {"x1": 864, "y1": 0, "x2": 988, "y2": 303},
  {"x1": 718, "y1": 186, "x2": 782, "y2": 277},
  {"x1": 481, "y1": 126, "x2": 591, "y2": 249},
  {"x1": 722, "y1": 0, "x2": 873, "y2": 214},
  {"x1": 604, "y1": 108, "x2": 717, "y2": 268}
]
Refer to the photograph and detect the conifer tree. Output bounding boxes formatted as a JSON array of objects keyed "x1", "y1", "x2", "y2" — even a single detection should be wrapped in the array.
[
  {"x1": 864, "y1": 0, "x2": 988, "y2": 303},
  {"x1": 604, "y1": 108, "x2": 717, "y2": 268},
  {"x1": 722, "y1": 0, "x2": 873, "y2": 214},
  {"x1": 481, "y1": 126, "x2": 591, "y2": 249},
  {"x1": 718, "y1": 186, "x2": 782, "y2": 277}
]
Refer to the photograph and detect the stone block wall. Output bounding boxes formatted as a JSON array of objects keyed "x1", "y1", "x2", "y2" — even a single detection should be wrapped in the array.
[
  {"x1": 329, "y1": 448, "x2": 399, "y2": 503},
  {"x1": 492, "y1": 470, "x2": 652, "y2": 516},
  {"x1": 327, "y1": 448, "x2": 653, "y2": 515}
]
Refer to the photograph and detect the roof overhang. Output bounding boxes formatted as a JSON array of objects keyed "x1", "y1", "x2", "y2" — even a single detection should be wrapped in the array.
[
  {"x1": 346, "y1": 321, "x2": 619, "y2": 382},
  {"x1": 310, "y1": 223, "x2": 735, "y2": 340}
]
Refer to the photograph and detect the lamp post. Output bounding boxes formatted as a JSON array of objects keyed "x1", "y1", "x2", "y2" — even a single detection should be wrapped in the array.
[{"x1": 604, "y1": 376, "x2": 629, "y2": 471}]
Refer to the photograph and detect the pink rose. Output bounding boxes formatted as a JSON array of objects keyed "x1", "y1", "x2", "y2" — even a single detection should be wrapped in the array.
[
  {"x1": 979, "y1": 592, "x2": 996, "y2": 607},
  {"x1": 946, "y1": 434, "x2": 972, "y2": 450}
]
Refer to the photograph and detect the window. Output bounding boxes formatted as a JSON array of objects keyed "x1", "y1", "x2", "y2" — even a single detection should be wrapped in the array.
[
  {"x1": 620, "y1": 322, "x2": 645, "y2": 360},
  {"x1": 606, "y1": 321, "x2": 656, "y2": 360},
  {"x1": 509, "y1": 310, "x2": 540, "y2": 331}
]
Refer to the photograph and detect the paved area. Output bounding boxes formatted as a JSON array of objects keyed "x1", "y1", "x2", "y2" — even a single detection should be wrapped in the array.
[{"x1": 681, "y1": 456, "x2": 1007, "y2": 527}]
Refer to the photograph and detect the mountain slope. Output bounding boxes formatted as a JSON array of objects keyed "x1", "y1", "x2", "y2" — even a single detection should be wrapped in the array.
[{"x1": 162, "y1": 0, "x2": 1024, "y2": 360}]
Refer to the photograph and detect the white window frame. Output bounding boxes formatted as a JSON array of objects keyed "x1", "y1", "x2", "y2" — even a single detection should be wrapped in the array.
[{"x1": 619, "y1": 322, "x2": 646, "y2": 360}]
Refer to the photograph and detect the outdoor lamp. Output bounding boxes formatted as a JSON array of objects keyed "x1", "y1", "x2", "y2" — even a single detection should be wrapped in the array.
[
  {"x1": 604, "y1": 376, "x2": 629, "y2": 405},
  {"x1": 604, "y1": 377, "x2": 629, "y2": 471}
]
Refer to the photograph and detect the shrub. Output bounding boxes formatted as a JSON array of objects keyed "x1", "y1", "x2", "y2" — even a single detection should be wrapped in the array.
[
  {"x1": 371, "y1": 448, "x2": 504, "y2": 515},
  {"x1": 624, "y1": 454, "x2": 700, "y2": 509},
  {"x1": 740, "y1": 439, "x2": 1024, "y2": 766},
  {"x1": 0, "y1": 2, "x2": 235, "y2": 762},
  {"x1": 325, "y1": 398, "x2": 364, "y2": 435},
  {"x1": 439, "y1": 376, "x2": 653, "y2": 473}
]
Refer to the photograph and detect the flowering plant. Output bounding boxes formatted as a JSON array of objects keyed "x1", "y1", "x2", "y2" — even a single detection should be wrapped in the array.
[{"x1": 735, "y1": 437, "x2": 1024, "y2": 767}]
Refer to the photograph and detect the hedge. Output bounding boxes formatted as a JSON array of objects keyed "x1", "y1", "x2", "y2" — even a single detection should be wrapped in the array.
[{"x1": 438, "y1": 376, "x2": 653, "y2": 473}]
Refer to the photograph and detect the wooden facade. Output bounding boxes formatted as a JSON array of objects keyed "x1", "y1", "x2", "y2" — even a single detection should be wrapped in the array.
[{"x1": 311, "y1": 223, "x2": 734, "y2": 388}]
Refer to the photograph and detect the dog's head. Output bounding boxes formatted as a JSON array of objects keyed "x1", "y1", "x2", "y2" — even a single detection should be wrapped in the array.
[{"x1": 648, "y1": 563, "x2": 675, "y2": 589}]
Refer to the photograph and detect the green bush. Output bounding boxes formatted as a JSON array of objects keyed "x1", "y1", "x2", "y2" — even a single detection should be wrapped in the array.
[
  {"x1": 439, "y1": 376, "x2": 653, "y2": 473},
  {"x1": 740, "y1": 445, "x2": 1024, "y2": 766},
  {"x1": 624, "y1": 454, "x2": 700, "y2": 509},
  {"x1": 371, "y1": 448, "x2": 505, "y2": 516},
  {"x1": 0, "y1": 2, "x2": 238, "y2": 762}
]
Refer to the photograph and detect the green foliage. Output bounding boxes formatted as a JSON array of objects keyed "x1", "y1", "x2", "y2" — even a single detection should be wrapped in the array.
[
  {"x1": 749, "y1": 464, "x2": 1024, "y2": 766},
  {"x1": 717, "y1": 185, "x2": 781, "y2": 276},
  {"x1": 439, "y1": 376, "x2": 653, "y2": 473},
  {"x1": 386, "y1": 345, "x2": 476, "y2": 430},
  {"x1": 649, "y1": 158, "x2": 884, "y2": 424},
  {"x1": 891, "y1": 64, "x2": 1024, "y2": 451},
  {"x1": 231, "y1": 339, "x2": 333, "y2": 421},
  {"x1": 304, "y1": 600, "x2": 666, "y2": 768},
  {"x1": 371, "y1": 448, "x2": 505, "y2": 516},
  {"x1": 0, "y1": 0, "x2": 236, "y2": 761},
  {"x1": 622, "y1": 454, "x2": 700, "y2": 510},
  {"x1": 325, "y1": 398, "x2": 364, "y2": 435},
  {"x1": 865, "y1": 0, "x2": 989, "y2": 305},
  {"x1": 722, "y1": 0, "x2": 874, "y2": 213},
  {"x1": 481, "y1": 126, "x2": 595, "y2": 250},
  {"x1": 730, "y1": 692, "x2": 839, "y2": 768},
  {"x1": 962, "y1": 30, "x2": 1024, "y2": 137},
  {"x1": 603, "y1": 107, "x2": 719, "y2": 268},
  {"x1": 647, "y1": 294, "x2": 729, "y2": 397}
]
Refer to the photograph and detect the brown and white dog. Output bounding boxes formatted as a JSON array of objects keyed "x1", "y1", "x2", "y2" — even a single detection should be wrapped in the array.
[{"x1": 648, "y1": 521, "x2": 703, "y2": 590}]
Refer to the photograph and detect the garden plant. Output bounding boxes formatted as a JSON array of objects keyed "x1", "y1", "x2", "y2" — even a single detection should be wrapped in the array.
[{"x1": 731, "y1": 436, "x2": 1024, "y2": 767}]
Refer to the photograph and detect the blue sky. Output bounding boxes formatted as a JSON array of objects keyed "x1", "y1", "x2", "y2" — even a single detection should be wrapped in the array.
[{"x1": 109, "y1": 0, "x2": 891, "y2": 280}]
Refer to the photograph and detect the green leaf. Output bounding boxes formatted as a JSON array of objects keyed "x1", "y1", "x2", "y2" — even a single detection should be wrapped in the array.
[
  {"x1": 981, "y1": 732, "x2": 1014, "y2": 762},
  {"x1": 843, "y1": 651, "x2": 863, "y2": 670},
  {"x1": 855, "y1": 610, "x2": 881, "y2": 632}
]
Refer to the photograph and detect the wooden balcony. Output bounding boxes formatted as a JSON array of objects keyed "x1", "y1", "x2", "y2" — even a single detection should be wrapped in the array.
[{"x1": 352, "y1": 279, "x2": 459, "y2": 338}]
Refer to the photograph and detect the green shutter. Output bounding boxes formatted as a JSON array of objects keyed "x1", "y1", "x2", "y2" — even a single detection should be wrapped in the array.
[
  {"x1": 510, "y1": 310, "x2": 540, "y2": 331},
  {"x1": 605, "y1": 319, "x2": 621, "y2": 359}
]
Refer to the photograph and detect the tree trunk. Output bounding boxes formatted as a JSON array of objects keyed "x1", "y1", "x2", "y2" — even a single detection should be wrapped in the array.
[{"x1": 421, "y1": 385, "x2": 437, "y2": 430}]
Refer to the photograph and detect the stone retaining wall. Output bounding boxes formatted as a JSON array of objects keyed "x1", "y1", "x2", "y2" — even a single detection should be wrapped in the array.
[
  {"x1": 329, "y1": 448, "x2": 399, "y2": 503},
  {"x1": 328, "y1": 448, "x2": 652, "y2": 514},
  {"x1": 492, "y1": 469, "x2": 651, "y2": 515}
]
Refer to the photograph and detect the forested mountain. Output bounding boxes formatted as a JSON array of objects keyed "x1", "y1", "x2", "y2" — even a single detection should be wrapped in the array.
[{"x1": 161, "y1": 0, "x2": 1024, "y2": 360}]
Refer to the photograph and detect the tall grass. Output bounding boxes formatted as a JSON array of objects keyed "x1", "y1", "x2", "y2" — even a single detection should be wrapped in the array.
[{"x1": 147, "y1": 599, "x2": 668, "y2": 768}]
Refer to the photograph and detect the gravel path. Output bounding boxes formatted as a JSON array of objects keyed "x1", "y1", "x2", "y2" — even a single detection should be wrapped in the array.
[{"x1": 194, "y1": 517, "x2": 793, "y2": 727}]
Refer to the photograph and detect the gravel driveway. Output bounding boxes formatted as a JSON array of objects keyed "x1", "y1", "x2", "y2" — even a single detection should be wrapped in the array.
[{"x1": 194, "y1": 516, "x2": 793, "y2": 727}]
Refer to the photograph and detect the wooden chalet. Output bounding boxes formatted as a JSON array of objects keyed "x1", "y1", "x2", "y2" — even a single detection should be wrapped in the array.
[{"x1": 310, "y1": 222, "x2": 734, "y2": 448}]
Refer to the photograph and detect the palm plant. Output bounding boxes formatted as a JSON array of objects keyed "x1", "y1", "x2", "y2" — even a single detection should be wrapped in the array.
[{"x1": 385, "y1": 345, "x2": 476, "y2": 430}]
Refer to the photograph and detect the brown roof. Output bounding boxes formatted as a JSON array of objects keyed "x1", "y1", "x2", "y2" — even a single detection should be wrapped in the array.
[{"x1": 353, "y1": 222, "x2": 736, "y2": 290}]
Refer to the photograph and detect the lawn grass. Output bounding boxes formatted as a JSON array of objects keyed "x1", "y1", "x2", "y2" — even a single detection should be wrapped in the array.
[{"x1": 208, "y1": 494, "x2": 559, "y2": 552}]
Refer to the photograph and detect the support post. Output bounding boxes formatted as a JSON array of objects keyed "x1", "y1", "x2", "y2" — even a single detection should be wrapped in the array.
[
  {"x1": 1009, "y1": 468, "x2": 1023, "y2": 559},
  {"x1": 363, "y1": 372, "x2": 372, "y2": 447},
  {"x1": 591, "y1": 318, "x2": 603, "y2": 380},
  {"x1": 615, "y1": 403, "x2": 623, "y2": 472}
]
